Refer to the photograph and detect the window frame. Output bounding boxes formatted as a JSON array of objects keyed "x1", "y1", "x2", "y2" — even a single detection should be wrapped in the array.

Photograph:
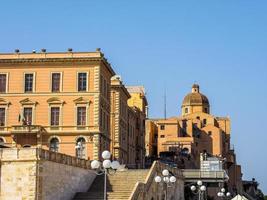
[
  {"x1": 77, "y1": 72, "x2": 89, "y2": 92},
  {"x1": 75, "y1": 136, "x2": 87, "y2": 159},
  {"x1": 0, "y1": 73, "x2": 8, "y2": 93},
  {"x1": 76, "y1": 106, "x2": 87, "y2": 127},
  {"x1": 49, "y1": 136, "x2": 60, "y2": 152},
  {"x1": 0, "y1": 107, "x2": 6, "y2": 127},
  {"x1": 50, "y1": 72, "x2": 63, "y2": 93},
  {"x1": 23, "y1": 72, "x2": 36, "y2": 93},
  {"x1": 50, "y1": 106, "x2": 60, "y2": 127},
  {"x1": 23, "y1": 107, "x2": 33, "y2": 125}
]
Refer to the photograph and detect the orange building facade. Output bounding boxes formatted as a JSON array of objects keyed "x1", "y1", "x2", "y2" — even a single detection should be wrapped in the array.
[
  {"x1": 110, "y1": 78, "x2": 147, "y2": 168},
  {"x1": 0, "y1": 50, "x2": 115, "y2": 160}
]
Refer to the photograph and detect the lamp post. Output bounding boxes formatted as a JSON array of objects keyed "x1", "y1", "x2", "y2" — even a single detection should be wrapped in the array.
[
  {"x1": 154, "y1": 169, "x2": 177, "y2": 200},
  {"x1": 190, "y1": 180, "x2": 207, "y2": 200},
  {"x1": 217, "y1": 188, "x2": 231, "y2": 199},
  {"x1": 91, "y1": 150, "x2": 121, "y2": 200}
]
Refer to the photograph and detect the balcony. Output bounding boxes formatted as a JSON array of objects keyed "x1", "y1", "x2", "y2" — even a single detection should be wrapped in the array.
[
  {"x1": 11, "y1": 125, "x2": 43, "y2": 134},
  {"x1": 182, "y1": 169, "x2": 229, "y2": 183}
]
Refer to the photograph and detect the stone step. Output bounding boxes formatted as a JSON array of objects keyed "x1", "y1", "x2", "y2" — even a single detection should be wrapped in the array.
[{"x1": 73, "y1": 169, "x2": 149, "y2": 200}]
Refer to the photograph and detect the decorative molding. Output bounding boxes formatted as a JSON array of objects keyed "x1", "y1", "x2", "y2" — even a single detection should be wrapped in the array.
[
  {"x1": 0, "y1": 98, "x2": 11, "y2": 106},
  {"x1": 19, "y1": 98, "x2": 38, "y2": 106},
  {"x1": 73, "y1": 97, "x2": 92, "y2": 105},
  {"x1": 47, "y1": 97, "x2": 65, "y2": 105}
]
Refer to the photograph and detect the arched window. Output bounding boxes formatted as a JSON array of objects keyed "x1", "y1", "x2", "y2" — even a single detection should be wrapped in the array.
[
  {"x1": 76, "y1": 137, "x2": 86, "y2": 159},
  {"x1": 0, "y1": 137, "x2": 4, "y2": 144},
  {"x1": 49, "y1": 138, "x2": 59, "y2": 152},
  {"x1": 23, "y1": 144, "x2": 31, "y2": 148}
]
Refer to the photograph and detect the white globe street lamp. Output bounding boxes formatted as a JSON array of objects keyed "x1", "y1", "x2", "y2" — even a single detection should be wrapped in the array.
[
  {"x1": 217, "y1": 187, "x2": 231, "y2": 199},
  {"x1": 190, "y1": 180, "x2": 207, "y2": 200},
  {"x1": 90, "y1": 150, "x2": 121, "y2": 200},
  {"x1": 154, "y1": 169, "x2": 177, "y2": 200}
]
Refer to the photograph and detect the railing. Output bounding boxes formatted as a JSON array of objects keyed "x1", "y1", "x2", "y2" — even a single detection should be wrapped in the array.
[
  {"x1": 182, "y1": 169, "x2": 228, "y2": 180},
  {"x1": 37, "y1": 148, "x2": 91, "y2": 169},
  {"x1": 0, "y1": 147, "x2": 91, "y2": 170},
  {"x1": 129, "y1": 161, "x2": 183, "y2": 200},
  {"x1": 129, "y1": 161, "x2": 157, "y2": 200},
  {"x1": 11, "y1": 125, "x2": 43, "y2": 133}
]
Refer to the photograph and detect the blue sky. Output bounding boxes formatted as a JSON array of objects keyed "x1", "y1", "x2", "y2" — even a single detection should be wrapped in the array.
[{"x1": 1, "y1": 0, "x2": 267, "y2": 193}]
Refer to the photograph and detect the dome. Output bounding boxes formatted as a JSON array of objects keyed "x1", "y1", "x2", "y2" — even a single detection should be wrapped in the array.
[{"x1": 182, "y1": 84, "x2": 209, "y2": 106}]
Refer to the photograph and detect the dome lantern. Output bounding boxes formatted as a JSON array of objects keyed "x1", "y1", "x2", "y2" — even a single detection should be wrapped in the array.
[{"x1": 181, "y1": 84, "x2": 210, "y2": 116}]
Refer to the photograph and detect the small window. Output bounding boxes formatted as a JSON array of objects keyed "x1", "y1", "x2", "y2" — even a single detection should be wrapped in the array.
[
  {"x1": 160, "y1": 135, "x2": 165, "y2": 138},
  {"x1": 203, "y1": 119, "x2": 207, "y2": 125},
  {"x1": 23, "y1": 107, "x2": 33, "y2": 125},
  {"x1": 78, "y1": 73, "x2": 87, "y2": 91},
  {"x1": 49, "y1": 138, "x2": 59, "y2": 152},
  {"x1": 204, "y1": 108, "x2": 208, "y2": 113},
  {"x1": 0, "y1": 108, "x2": 5, "y2": 126},
  {"x1": 51, "y1": 107, "x2": 60, "y2": 126},
  {"x1": 51, "y1": 73, "x2": 61, "y2": 92},
  {"x1": 0, "y1": 74, "x2": 7, "y2": 93},
  {"x1": 208, "y1": 131, "x2": 212, "y2": 136},
  {"x1": 24, "y1": 73, "x2": 34, "y2": 92},
  {"x1": 185, "y1": 107, "x2": 188, "y2": 114},
  {"x1": 0, "y1": 137, "x2": 4, "y2": 144},
  {"x1": 196, "y1": 116, "x2": 200, "y2": 120},
  {"x1": 77, "y1": 107, "x2": 86, "y2": 126},
  {"x1": 160, "y1": 125, "x2": 165, "y2": 130}
]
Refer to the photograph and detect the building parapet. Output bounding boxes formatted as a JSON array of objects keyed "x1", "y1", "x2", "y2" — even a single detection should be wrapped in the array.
[{"x1": 0, "y1": 147, "x2": 91, "y2": 169}]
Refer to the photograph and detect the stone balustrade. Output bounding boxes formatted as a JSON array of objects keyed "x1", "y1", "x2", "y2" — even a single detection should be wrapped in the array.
[{"x1": 129, "y1": 161, "x2": 184, "y2": 200}]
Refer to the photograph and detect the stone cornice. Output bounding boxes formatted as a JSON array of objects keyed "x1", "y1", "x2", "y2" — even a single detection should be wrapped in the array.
[{"x1": 0, "y1": 57, "x2": 102, "y2": 64}]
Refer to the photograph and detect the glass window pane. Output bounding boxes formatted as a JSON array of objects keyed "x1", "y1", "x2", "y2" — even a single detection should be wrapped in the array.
[
  {"x1": 51, "y1": 107, "x2": 60, "y2": 126},
  {"x1": 76, "y1": 137, "x2": 86, "y2": 158},
  {"x1": 77, "y1": 107, "x2": 86, "y2": 126},
  {"x1": 78, "y1": 73, "x2": 87, "y2": 91},
  {"x1": 0, "y1": 108, "x2": 5, "y2": 126},
  {"x1": 0, "y1": 74, "x2": 7, "y2": 93},
  {"x1": 52, "y1": 73, "x2": 60, "y2": 92},
  {"x1": 50, "y1": 138, "x2": 59, "y2": 152},
  {"x1": 25, "y1": 74, "x2": 33, "y2": 92},
  {"x1": 23, "y1": 107, "x2": 32, "y2": 125}
]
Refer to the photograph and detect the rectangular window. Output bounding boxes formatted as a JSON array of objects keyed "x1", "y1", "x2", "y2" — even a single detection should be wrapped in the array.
[
  {"x1": 51, "y1": 107, "x2": 60, "y2": 126},
  {"x1": 78, "y1": 73, "x2": 87, "y2": 91},
  {"x1": 77, "y1": 107, "x2": 86, "y2": 126},
  {"x1": 24, "y1": 73, "x2": 34, "y2": 92},
  {"x1": 52, "y1": 73, "x2": 61, "y2": 92},
  {"x1": 0, "y1": 74, "x2": 7, "y2": 93},
  {"x1": 0, "y1": 108, "x2": 5, "y2": 126},
  {"x1": 160, "y1": 125, "x2": 165, "y2": 130},
  {"x1": 23, "y1": 107, "x2": 32, "y2": 125}
]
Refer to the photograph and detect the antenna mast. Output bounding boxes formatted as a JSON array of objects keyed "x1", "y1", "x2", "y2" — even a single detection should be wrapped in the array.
[{"x1": 164, "y1": 88, "x2": 167, "y2": 119}]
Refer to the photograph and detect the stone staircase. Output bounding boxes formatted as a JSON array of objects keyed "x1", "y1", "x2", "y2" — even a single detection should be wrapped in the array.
[{"x1": 73, "y1": 169, "x2": 149, "y2": 200}]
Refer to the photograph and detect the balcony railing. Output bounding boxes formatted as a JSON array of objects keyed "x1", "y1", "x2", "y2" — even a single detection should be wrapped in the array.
[
  {"x1": 11, "y1": 125, "x2": 43, "y2": 133},
  {"x1": 182, "y1": 169, "x2": 229, "y2": 182}
]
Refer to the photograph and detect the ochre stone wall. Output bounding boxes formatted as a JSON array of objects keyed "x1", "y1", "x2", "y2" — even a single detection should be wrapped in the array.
[
  {"x1": 38, "y1": 160, "x2": 95, "y2": 200},
  {"x1": 1, "y1": 159, "x2": 37, "y2": 200},
  {"x1": 0, "y1": 148, "x2": 96, "y2": 200}
]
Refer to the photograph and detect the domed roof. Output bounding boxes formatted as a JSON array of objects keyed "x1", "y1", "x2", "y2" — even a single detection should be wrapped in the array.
[{"x1": 182, "y1": 84, "x2": 209, "y2": 106}]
